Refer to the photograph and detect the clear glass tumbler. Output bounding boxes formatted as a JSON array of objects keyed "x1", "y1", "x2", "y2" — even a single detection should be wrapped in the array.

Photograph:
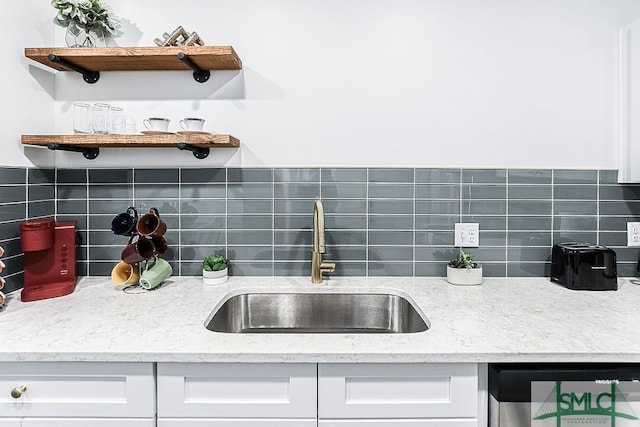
[
  {"x1": 73, "y1": 102, "x2": 93, "y2": 134},
  {"x1": 91, "y1": 103, "x2": 111, "y2": 134}
]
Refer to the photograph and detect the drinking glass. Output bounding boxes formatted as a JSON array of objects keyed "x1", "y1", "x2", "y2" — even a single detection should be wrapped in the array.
[
  {"x1": 73, "y1": 102, "x2": 92, "y2": 134},
  {"x1": 91, "y1": 103, "x2": 110, "y2": 134}
]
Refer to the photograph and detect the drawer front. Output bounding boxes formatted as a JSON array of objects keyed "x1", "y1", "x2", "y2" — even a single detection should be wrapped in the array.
[
  {"x1": 157, "y1": 363, "x2": 317, "y2": 418},
  {"x1": 319, "y1": 420, "x2": 478, "y2": 426},
  {"x1": 0, "y1": 362, "x2": 155, "y2": 418},
  {"x1": 21, "y1": 419, "x2": 156, "y2": 427},
  {"x1": 318, "y1": 363, "x2": 478, "y2": 419},
  {"x1": 0, "y1": 420, "x2": 20, "y2": 427},
  {"x1": 159, "y1": 419, "x2": 317, "y2": 426}
]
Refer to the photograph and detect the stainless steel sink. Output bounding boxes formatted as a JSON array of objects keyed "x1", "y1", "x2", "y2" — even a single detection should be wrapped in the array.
[{"x1": 205, "y1": 292, "x2": 430, "y2": 333}]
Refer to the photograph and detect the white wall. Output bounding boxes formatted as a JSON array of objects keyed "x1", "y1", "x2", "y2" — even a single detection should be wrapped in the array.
[
  {"x1": 36, "y1": 0, "x2": 640, "y2": 168},
  {"x1": 2, "y1": 2, "x2": 55, "y2": 168}
]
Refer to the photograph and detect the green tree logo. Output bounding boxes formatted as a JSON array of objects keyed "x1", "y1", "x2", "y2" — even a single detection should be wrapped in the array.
[{"x1": 533, "y1": 381, "x2": 638, "y2": 426}]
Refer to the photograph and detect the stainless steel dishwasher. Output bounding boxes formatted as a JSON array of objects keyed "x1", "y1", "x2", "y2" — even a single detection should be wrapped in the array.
[{"x1": 489, "y1": 364, "x2": 640, "y2": 427}]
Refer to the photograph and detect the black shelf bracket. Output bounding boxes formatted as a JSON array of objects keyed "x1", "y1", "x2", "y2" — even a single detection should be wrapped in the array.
[
  {"x1": 48, "y1": 54, "x2": 100, "y2": 84},
  {"x1": 177, "y1": 143, "x2": 210, "y2": 159},
  {"x1": 177, "y1": 52, "x2": 210, "y2": 83},
  {"x1": 47, "y1": 143, "x2": 100, "y2": 160}
]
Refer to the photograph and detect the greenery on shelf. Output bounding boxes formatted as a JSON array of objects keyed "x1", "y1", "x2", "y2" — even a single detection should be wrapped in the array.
[{"x1": 51, "y1": 0, "x2": 119, "y2": 34}]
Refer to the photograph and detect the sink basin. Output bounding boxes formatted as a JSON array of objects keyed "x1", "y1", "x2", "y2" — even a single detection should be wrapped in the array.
[{"x1": 205, "y1": 292, "x2": 430, "y2": 333}]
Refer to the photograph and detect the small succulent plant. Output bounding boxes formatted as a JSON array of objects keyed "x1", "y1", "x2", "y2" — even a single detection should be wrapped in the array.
[
  {"x1": 448, "y1": 249, "x2": 479, "y2": 269},
  {"x1": 203, "y1": 254, "x2": 229, "y2": 272}
]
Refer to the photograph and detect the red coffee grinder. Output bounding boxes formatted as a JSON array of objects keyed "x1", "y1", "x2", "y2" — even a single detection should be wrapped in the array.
[{"x1": 20, "y1": 219, "x2": 77, "y2": 302}]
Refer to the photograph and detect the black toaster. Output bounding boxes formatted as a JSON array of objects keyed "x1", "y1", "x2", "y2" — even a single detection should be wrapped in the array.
[{"x1": 550, "y1": 243, "x2": 617, "y2": 291}]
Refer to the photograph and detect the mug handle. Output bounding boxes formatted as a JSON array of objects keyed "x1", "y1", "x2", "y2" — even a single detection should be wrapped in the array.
[
  {"x1": 179, "y1": 119, "x2": 187, "y2": 130},
  {"x1": 144, "y1": 256, "x2": 158, "y2": 272},
  {"x1": 127, "y1": 207, "x2": 138, "y2": 219},
  {"x1": 150, "y1": 207, "x2": 160, "y2": 218},
  {"x1": 143, "y1": 119, "x2": 151, "y2": 130}
]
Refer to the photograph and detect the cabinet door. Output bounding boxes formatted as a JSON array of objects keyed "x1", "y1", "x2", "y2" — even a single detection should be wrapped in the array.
[
  {"x1": 21, "y1": 419, "x2": 155, "y2": 427},
  {"x1": 619, "y1": 18, "x2": 640, "y2": 182},
  {"x1": 157, "y1": 363, "x2": 317, "y2": 418},
  {"x1": 159, "y1": 419, "x2": 316, "y2": 426},
  {"x1": 319, "y1": 421, "x2": 477, "y2": 426},
  {"x1": 318, "y1": 364, "x2": 478, "y2": 419},
  {"x1": 0, "y1": 420, "x2": 21, "y2": 427},
  {"x1": 0, "y1": 362, "x2": 155, "y2": 418}
]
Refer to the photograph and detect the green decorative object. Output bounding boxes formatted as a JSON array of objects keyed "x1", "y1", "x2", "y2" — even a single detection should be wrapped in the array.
[{"x1": 51, "y1": 0, "x2": 119, "y2": 47}]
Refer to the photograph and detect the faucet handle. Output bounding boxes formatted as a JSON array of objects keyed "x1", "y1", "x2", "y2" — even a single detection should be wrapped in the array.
[{"x1": 321, "y1": 261, "x2": 336, "y2": 273}]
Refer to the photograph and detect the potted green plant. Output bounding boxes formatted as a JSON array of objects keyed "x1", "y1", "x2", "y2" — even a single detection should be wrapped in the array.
[
  {"x1": 446, "y1": 249, "x2": 482, "y2": 286},
  {"x1": 51, "y1": 0, "x2": 119, "y2": 47},
  {"x1": 203, "y1": 254, "x2": 229, "y2": 285}
]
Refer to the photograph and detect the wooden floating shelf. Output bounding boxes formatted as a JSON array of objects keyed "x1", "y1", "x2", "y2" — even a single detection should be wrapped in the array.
[
  {"x1": 24, "y1": 46, "x2": 242, "y2": 72},
  {"x1": 22, "y1": 134, "x2": 240, "y2": 160}
]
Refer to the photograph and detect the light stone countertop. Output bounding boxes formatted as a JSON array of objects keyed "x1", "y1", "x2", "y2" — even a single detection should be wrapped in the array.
[{"x1": 0, "y1": 276, "x2": 638, "y2": 364}]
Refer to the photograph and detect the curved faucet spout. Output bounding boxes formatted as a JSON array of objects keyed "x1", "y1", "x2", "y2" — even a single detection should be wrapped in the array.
[
  {"x1": 311, "y1": 200, "x2": 335, "y2": 284},
  {"x1": 313, "y1": 200, "x2": 325, "y2": 253}
]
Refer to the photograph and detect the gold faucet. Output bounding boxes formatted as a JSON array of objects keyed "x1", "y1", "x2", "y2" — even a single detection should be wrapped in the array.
[{"x1": 311, "y1": 200, "x2": 336, "y2": 283}]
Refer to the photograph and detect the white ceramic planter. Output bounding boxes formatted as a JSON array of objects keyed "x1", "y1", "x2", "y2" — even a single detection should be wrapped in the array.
[
  {"x1": 446, "y1": 265, "x2": 482, "y2": 286},
  {"x1": 203, "y1": 267, "x2": 228, "y2": 285}
]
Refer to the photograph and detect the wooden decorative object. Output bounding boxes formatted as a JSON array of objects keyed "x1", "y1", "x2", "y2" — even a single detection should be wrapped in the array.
[{"x1": 154, "y1": 26, "x2": 205, "y2": 47}]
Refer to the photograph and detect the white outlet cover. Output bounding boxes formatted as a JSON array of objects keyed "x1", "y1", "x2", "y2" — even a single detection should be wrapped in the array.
[
  {"x1": 628, "y1": 222, "x2": 640, "y2": 247},
  {"x1": 454, "y1": 223, "x2": 480, "y2": 247}
]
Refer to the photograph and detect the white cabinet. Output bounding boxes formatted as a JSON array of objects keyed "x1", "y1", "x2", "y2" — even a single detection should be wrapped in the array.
[
  {"x1": 157, "y1": 363, "x2": 317, "y2": 426},
  {"x1": 619, "y1": 18, "x2": 640, "y2": 182},
  {"x1": 0, "y1": 362, "x2": 155, "y2": 426},
  {"x1": 21, "y1": 420, "x2": 154, "y2": 427},
  {"x1": 318, "y1": 364, "x2": 479, "y2": 426},
  {"x1": 158, "y1": 363, "x2": 480, "y2": 427},
  {"x1": 159, "y1": 420, "x2": 316, "y2": 426},
  {"x1": 0, "y1": 421, "x2": 20, "y2": 427}
]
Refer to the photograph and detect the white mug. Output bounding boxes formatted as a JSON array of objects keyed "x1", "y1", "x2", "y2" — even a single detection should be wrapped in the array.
[
  {"x1": 143, "y1": 117, "x2": 170, "y2": 131},
  {"x1": 179, "y1": 118, "x2": 205, "y2": 131}
]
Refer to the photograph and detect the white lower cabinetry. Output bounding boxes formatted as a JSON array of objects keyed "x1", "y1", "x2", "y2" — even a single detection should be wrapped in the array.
[
  {"x1": 0, "y1": 362, "x2": 155, "y2": 426},
  {"x1": 158, "y1": 363, "x2": 481, "y2": 427},
  {"x1": 158, "y1": 419, "x2": 316, "y2": 426},
  {"x1": 21, "y1": 419, "x2": 155, "y2": 427},
  {"x1": 157, "y1": 363, "x2": 318, "y2": 426},
  {"x1": 318, "y1": 421, "x2": 477, "y2": 426},
  {"x1": 318, "y1": 364, "x2": 479, "y2": 426}
]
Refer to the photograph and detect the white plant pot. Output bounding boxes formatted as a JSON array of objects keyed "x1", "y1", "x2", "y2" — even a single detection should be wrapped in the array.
[
  {"x1": 203, "y1": 267, "x2": 228, "y2": 285},
  {"x1": 446, "y1": 265, "x2": 482, "y2": 286}
]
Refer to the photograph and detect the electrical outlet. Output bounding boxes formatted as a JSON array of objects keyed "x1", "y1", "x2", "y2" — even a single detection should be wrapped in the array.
[
  {"x1": 454, "y1": 223, "x2": 480, "y2": 247},
  {"x1": 628, "y1": 222, "x2": 640, "y2": 246}
]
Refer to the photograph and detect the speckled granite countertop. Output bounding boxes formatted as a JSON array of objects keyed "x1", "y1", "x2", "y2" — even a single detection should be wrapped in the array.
[{"x1": 0, "y1": 276, "x2": 638, "y2": 363}]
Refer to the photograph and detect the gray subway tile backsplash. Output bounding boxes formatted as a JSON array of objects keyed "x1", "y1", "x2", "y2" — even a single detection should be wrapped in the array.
[
  {"x1": 322, "y1": 168, "x2": 367, "y2": 182},
  {"x1": 0, "y1": 168, "x2": 26, "y2": 185},
  {"x1": 28, "y1": 168, "x2": 54, "y2": 184},
  {"x1": 553, "y1": 169, "x2": 598, "y2": 184},
  {"x1": 88, "y1": 169, "x2": 132, "y2": 184},
  {"x1": 2, "y1": 167, "x2": 640, "y2": 285},
  {"x1": 369, "y1": 168, "x2": 414, "y2": 183},
  {"x1": 134, "y1": 168, "x2": 179, "y2": 184},
  {"x1": 415, "y1": 168, "x2": 460, "y2": 184}
]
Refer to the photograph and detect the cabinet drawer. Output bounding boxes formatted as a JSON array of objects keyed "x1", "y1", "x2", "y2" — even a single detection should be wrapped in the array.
[
  {"x1": 0, "y1": 362, "x2": 155, "y2": 418},
  {"x1": 159, "y1": 419, "x2": 316, "y2": 426},
  {"x1": 318, "y1": 364, "x2": 478, "y2": 419},
  {"x1": 319, "y1": 421, "x2": 477, "y2": 426},
  {"x1": 157, "y1": 363, "x2": 317, "y2": 418},
  {"x1": 21, "y1": 419, "x2": 155, "y2": 427}
]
